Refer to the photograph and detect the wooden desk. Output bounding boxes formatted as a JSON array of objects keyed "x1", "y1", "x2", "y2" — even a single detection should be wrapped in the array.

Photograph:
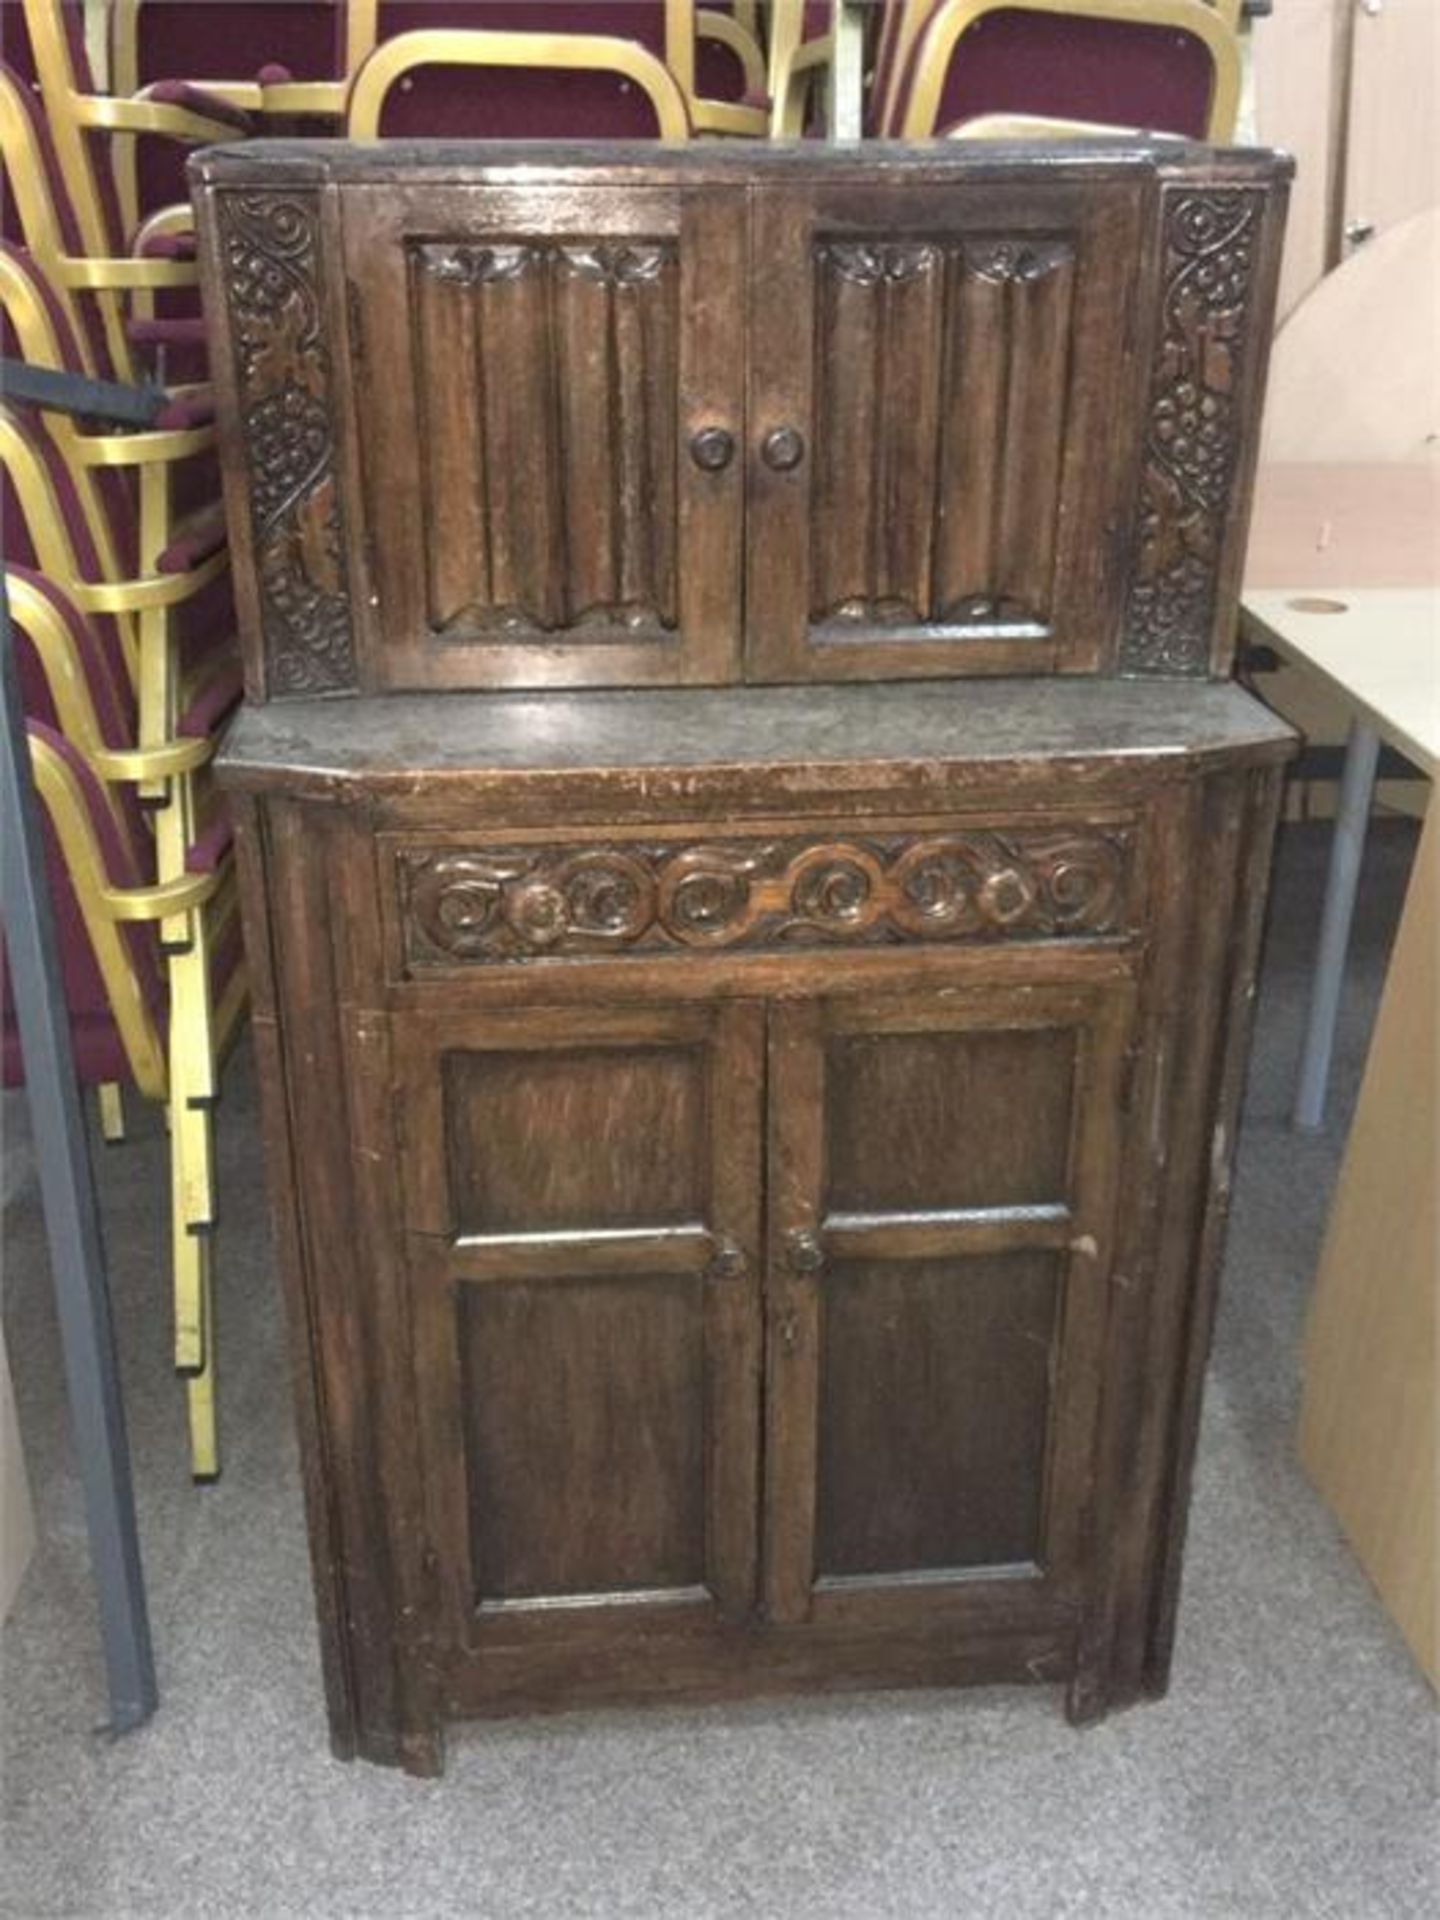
[{"x1": 1242, "y1": 471, "x2": 1438, "y2": 1690}]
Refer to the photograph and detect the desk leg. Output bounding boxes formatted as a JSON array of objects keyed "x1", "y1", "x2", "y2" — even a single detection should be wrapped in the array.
[
  {"x1": 1293, "y1": 720, "x2": 1381, "y2": 1131},
  {"x1": 826, "y1": 2, "x2": 866, "y2": 139}
]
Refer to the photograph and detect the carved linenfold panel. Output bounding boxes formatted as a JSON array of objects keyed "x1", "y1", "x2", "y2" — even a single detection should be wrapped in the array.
[
  {"x1": 398, "y1": 827, "x2": 1134, "y2": 966},
  {"x1": 218, "y1": 192, "x2": 355, "y2": 694},
  {"x1": 409, "y1": 238, "x2": 680, "y2": 642},
  {"x1": 1121, "y1": 189, "x2": 1265, "y2": 676},
  {"x1": 810, "y1": 235, "x2": 1076, "y2": 635}
]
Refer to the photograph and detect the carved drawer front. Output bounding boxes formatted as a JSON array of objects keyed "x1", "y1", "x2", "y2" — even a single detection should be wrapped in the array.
[
  {"x1": 341, "y1": 185, "x2": 743, "y2": 691},
  {"x1": 748, "y1": 178, "x2": 1147, "y2": 681},
  {"x1": 392, "y1": 819, "x2": 1141, "y2": 973}
]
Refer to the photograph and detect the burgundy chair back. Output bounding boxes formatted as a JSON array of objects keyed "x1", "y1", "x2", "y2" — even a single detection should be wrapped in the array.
[
  {"x1": 888, "y1": 5, "x2": 1218, "y2": 139},
  {"x1": 369, "y1": 2, "x2": 679, "y2": 138},
  {"x1": 0, "y1": 721, "x2": 167, "y2": 1089},
  {"x1": 121, "y1": 2, "x2": 347, "y2": 218},
  {"x1": 0, "y1": 56, "x2": 120, "y2": 380}
]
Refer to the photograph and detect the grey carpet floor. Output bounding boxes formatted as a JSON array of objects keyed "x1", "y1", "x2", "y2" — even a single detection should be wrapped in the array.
[{"x1": 2, "y1": 820, "x2": 1436, "y2": 1919}]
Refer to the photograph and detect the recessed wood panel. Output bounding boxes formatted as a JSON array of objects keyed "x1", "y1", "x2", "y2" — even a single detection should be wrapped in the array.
[
  {"x1": 443, "y1": 1043, "x2": 705, "y2": 1234},
  {"x1": 460, "y1": 1272, "x2": 705, "y2": 1602},
  {"x1": 410, "y1": 240, "x2": 679, "y2": 641},
  {"x1": 817, "y1": 1252, "x2": 1060, "y2": 1578},
  {"x1": 811, "y1": 238, "x2": 1076, "y2": 635},
  {"x1": 825, "y1": 1026, "x2": 1077, "y2": 1213}
]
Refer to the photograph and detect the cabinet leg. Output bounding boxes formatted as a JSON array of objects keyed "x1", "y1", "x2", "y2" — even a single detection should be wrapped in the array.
[{"x1": 398, "y1": 1723, "x2": 445, "y2": 1779}]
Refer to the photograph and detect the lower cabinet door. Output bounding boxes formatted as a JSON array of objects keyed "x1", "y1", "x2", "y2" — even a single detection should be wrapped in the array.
[
  {"x1": 763, "y1": 973, "x2": 1134, "y2": 1626},
  {"x1": 394, "y1": 1000, "x2": 765, "y2": 1657}
]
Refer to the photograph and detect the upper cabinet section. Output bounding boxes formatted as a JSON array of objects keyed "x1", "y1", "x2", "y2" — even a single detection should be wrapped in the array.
[{"x1": 192, "y1": 143, "x2": 1289, "y2": 701}]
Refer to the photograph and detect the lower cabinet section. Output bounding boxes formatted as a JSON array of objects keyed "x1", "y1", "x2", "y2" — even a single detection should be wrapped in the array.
[
  {"x1": 385, "y1": 968, "x2": 1134, "y2": 1744},
  {"x1": 226, "y1": 728, "x2": 1291, "y2": 1772}
]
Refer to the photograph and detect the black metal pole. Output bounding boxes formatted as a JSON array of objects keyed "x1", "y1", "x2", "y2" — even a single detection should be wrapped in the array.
[{"x1": 2, "y1": 568, "x2": 158, "y2": 1732}]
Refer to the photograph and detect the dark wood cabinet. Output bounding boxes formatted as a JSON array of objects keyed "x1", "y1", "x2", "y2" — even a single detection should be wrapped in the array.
[
  {"x1": 196, "y1": 140, "x2": 1288, "y2": 700},
  {"x1": 198, "y1": 144, "x2": 1295, "y2": 1774}
]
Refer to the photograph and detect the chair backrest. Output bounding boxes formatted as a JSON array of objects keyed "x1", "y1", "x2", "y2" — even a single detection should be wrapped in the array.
[
  {"x1": 347, "y1": 20, "x2": 692, "y2": 139},
  {"x1": 889, "y1": 0, "x2": 1240, "y2": 143},
  {"x1": 352, "y1": 2, "x2": 754, "y2": 123},
  {"x1": 0, "y1": 58, "x2": 127, "y2": 380},
  {"x1": 1, "y1": 720, "x2": 167, "y2": 1098},
  {"x1": 19, "y1": 0, "x2": 129, "y2": 258},
  {"x1": 1, "y1": 402, "x2": 140, "y2": 671},
  {"x1": 110, "y1": 2, "x2": 348, "y2": 219}
]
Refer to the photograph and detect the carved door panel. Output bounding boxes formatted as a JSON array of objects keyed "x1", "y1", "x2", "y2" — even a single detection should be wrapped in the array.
[
  {"x1": 394, "y1": 1000, "x2": 764, "y2": 1655},
  {"x1": 747, "y1": 177, "x2": 1147, "y2": 681},
  {"x1": 764, "y1": 975, "x2": 1134, "y2": 1624},
  {"x1": 342, "y1": 184, "x2": 744, "y2": 689}
]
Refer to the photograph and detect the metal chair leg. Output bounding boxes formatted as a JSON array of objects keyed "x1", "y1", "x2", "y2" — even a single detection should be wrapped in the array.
[{"x1": 97, "y1": 1080, "x2": 126, "y2": 1142}]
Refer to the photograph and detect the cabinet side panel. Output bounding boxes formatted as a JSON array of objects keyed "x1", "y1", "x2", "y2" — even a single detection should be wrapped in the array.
[
  {"x1": 1074, "y1": 759, "x2": 1286, "y2": 1718},
  {"x1": 229, "y1": 795, "x2": 357, "y2": 1756},
  {"x1": 1143, "y1": 764, "x2": 1286, "y2": 1685},
  {"x1": 256, "y1": 799, "x2": 412, "y2": 1764}
]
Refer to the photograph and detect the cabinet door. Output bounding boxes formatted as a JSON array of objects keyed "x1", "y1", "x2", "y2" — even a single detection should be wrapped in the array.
[
  {"x1": 747, "y1": 177, "x2": 1146, "y2": 681},
  {"x1": 765, "y1": 976, "x2": 1133, "y2": 1624},
  {"x1": 395, "y1": 1001, "x2": 764, "y2": 1651},
  {"x1": 342, "y1": 184, "x2": 744, "y2": 689}
]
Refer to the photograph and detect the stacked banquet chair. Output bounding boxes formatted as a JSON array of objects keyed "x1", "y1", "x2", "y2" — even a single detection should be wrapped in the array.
[
  {"x1": 343, "y1": 2, "x2": 766, "y2": 139},
  {"x1": 113, "y1": 2, "x2": 770, "y2": 150},
  {"x1": 870, "y1": 0, "x2": 1242, "y2": 140},
  {"x1": 1, "y1": 3, "x2": 253, "y2": 1478}
]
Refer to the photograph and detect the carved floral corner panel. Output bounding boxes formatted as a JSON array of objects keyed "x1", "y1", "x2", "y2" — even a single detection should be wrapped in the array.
[
  {"x1": 217, "y1": 190, "x2": 357, "y2": 696},
  {"x1": 396, "y1": 827, "x2": 1137, "y2": 969},
  {"x1": 1120, "y1": 186, "x2": 1268, "y2": 677}
]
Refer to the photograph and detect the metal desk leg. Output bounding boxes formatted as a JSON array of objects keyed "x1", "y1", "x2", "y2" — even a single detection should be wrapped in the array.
[
  {"x1": 1293, "y1": 719, "x2": 1382, "y2": 1132},
  {"x1": 826, "y1": 1, "x2": 866, "y2": 139},
  {"x1": 0, "y1": 582, "x2": 157, "y2": 1732}
]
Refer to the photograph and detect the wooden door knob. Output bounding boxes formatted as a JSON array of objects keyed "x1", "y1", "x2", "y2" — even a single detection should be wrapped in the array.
[
  {"x1": 690, "y1": 426, "x2": 735, "y2": 472},
  {"x1": 784, "y1": 1228, "x2": 824, "y2": 1274},
  {"x1": 707, "y1": 1235, "x2": 748, "y2": 1281},
  {"x1": 761, "y1": 425, "x2": 806, "y2": 472}
]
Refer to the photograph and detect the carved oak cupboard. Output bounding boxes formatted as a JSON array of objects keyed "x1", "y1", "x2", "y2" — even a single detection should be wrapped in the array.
[{"x1": 196, "y1": 143, "x2": 1294, "y2": 1774}]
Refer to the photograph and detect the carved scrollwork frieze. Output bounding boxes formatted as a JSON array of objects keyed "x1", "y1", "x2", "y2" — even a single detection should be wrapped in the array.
[
  {"x1": 1121, "y1": 187, "x2": 1266, "y2": 677},
  {"x1": 398, "y1": 827, "x2": 1135, "y2": 967},
  {"x1": 217, "y1": 191, "x2": 356, "y2": 696}
]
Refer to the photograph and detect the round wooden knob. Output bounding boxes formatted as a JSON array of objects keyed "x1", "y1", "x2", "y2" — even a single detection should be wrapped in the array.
[
  {"x1": 690, "y1": 426, "x2": 735, "y2": 472},
  {"x1": 707, "y1": 1235, "x2": 747, "y2": 1281},
  {"x1": 761, "y1": 425, "x2": 806, "y2": 472},
  {"x1": 784, "y1": 1228, "x2": 824, "y2": 1274}
]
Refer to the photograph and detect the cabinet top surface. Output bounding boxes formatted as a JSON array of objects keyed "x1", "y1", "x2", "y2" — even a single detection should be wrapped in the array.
[
  {"x1": 192, "y1": 136, "x2": 1291, "y2": 190},
  {"x1": 218, "y1": 679, "x2": 1294, "y2": 796}
]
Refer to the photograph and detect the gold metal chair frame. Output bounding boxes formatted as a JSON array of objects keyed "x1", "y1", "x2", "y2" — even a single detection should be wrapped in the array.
[
  {"x1": 767, "y1": 0, "x2": 833, "y2": 137},
  {"x1": 344, "y1": 0, "x2": 764, "y2": 137},
  {"x1": 894, "y1": 0, "x2": 1242, "y2": 143},
  {"x1": 0, "y1": 64, "x2": 214, "y2": 386},
  {"x1": 23, "y1": 708, "x2": 248, "y2": 1477},
  {"x1": 345, "y1": 23, "x2": 695, "y2": 139},
  {"x1": 0, "y1": 397, "x2": 230, "y2": 954},
  {"x1": 22, "y1": 0, "x2": 251, "y2": 268}
]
